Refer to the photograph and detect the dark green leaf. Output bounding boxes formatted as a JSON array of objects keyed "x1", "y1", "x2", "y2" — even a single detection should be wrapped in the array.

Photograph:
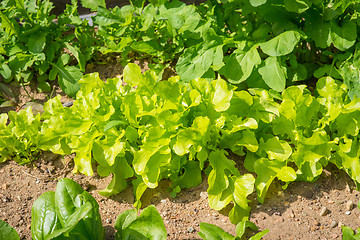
[{"x1": 0, "y1": 219, "x2": 20, "y2": 240}]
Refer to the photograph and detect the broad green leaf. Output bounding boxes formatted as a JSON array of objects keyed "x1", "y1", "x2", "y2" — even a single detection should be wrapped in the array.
[
  {"x1": 258, "y1": 56, "x2": 286, "y2": 92},
  {"x1": 46, "y1": 202, "x2": 93, "y2": 239},
  {"x1": 305, "y1": 17, "x2": 331, "y2": 48},
  {"x1": 74, "y1": 191, "x2": 104, "y2": 240},
  {"x1": 284, "y1": 0, "x2": 312, "y2": 13},
  {"x1": 49, "y1": 63, "x2": 82, "y2": 98},
  {"x1": 0, "y1": 219, "x2": 20, "y2": 240},
  {"x1": 220, "y1": 47, "x2": 261, "y2": 84},
  {"x1": 116, "y1": 206, "x2": 167, "y2": 240},
  {"x1": 28, "y1": 33, "x2": 47, "y2": 54},
  {"x1": 341, "y1": 225, "x2": 360, "y2": 240},
  {"x1": 249, "y1": 0, "x2": 267, "y2": 7},
  {"x1": 331, "y1": 19, "x2": 357, "y2": 51},
  {"x1": 226, "y1": 91, "x2": 253, "y2": 117},
  {"x1": 92, "y1": 130, "x2": 125, "y2": 166},
  {"x1": 31, "y1": 191, "x2": 62, "y2": 240},
  {"x1": 334, "y1": 114, "x2": 359, "y2": 137},
  {"x1": 54, "y1": 178, "x2": 84, "y2": 226},
  {"x1": 81, "y1": 0, "x2": 106, "y2": 11},
  {"x1": 176, "y1": 45, "x2": 223, "y2": 83},
  {"x1": 259, "y1": 31, "x2": 301, "y2": 56},
  {"x1": 114, "y1": 208, "x2": 137, "y2": 233},
  {"x1": 131, "y1": 41, "x2": 162, "y2": 56},
  {"x1": 198, "y1": 222, "x2": 235, "y2": 240}
]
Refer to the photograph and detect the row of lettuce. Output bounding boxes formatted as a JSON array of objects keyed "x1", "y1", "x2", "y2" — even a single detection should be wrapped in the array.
[
  {"x1": 0, "y1": 178, "x2": 268, "y2": 239},
  {"x1": 1, "y1": 64, "x2": 360, "y2": 226},
  {"x1": 1, "y1": 0, "x2": 360, "y2": 99}
]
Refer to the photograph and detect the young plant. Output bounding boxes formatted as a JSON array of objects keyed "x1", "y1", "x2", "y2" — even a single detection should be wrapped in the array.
[
  {"x1": 31, "y1": 178, "x2": 105, "y2": 240},
  {"x1": 199, "y1": 218, "x2": 268, "y2": 240}
]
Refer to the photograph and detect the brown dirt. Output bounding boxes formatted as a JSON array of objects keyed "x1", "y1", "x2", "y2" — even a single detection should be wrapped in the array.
[{"x1": 1, "y1": 152, "x2": 360, "y2": 239}]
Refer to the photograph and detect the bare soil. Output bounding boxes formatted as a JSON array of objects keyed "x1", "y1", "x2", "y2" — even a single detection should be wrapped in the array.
[{"x1": 1, "y1": 47, "x2": 360, "y2": 240}]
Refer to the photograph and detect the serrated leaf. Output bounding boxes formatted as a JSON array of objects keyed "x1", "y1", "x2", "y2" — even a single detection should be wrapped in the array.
[
  {"x1": 254, "y1": 158, "x2": 285, "y2": 203},
  {"x1": 208, "y1": 150, "x2": 239, "y2": 195}
]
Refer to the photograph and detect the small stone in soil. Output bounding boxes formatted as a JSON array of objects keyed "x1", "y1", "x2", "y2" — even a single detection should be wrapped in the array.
[
  {"x1": 106, "y1": 218, "x2": 112, "y2": 224},
  {"x1": 330, "y1": 220, "x2": 338, "y2": 228},
  {"x1": 345, "y1": 211, "x2": 351, "y2": 215},
  {"x1": 200, "y1": 192, "x2": 208, "y2": 199},
  {"x1": 313, "y1": 220, "x2": 320, "y2": 226},
  {"x1": 320, "y1": 207, "x2": 329, "y2": 216},
  {"x1": 346, "y1": 201, "x2": 355, "y2": 211},
  {"x1": 187, "y1": 227, "x2": 195, "y2": 233}
]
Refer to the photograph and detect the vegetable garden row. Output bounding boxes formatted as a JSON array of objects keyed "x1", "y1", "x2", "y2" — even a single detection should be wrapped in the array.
[{"x1": 1, "y1": 0, "x2": 360, "y2": 239}]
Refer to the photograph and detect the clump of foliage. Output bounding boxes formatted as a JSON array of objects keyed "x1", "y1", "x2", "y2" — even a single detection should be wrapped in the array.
[
  {"x1": 2, "y1": 0, "x2": 360, "y2": 99},
  {"x1": 0, "y1": 0, "x2": 98, "y2": 97},
  {"x1": 93, "y1": 0, "x2": 360, "y2": 98},
  {"x1": 2, "y1": 64, "x2": 360, "y2": 225}
]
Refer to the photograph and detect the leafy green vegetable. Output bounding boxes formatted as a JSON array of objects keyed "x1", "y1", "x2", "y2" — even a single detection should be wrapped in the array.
[
  {"x1": 114, "y1": 205, "x2": 167, "y2": 240},
  {"x1": 31, "y1": 178, "x2": 105, "y2": 240},
  {"x1": 0, "y1": 219, "x2": 20, "y2": 240},
  {"x1": 198, "y1": 218, "x2": 269, "y2": 240}
]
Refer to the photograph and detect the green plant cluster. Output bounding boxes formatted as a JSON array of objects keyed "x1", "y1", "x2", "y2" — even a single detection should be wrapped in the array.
[
  {"x1": 2, "y1": 0, "x2": 360, "y2": 99},
  {"x1": 0, "y1": 178, "x2": 268, "y2": 240},
  {"x1": 2, "y1": 64, "x2": 360, "y2": 226},
  {"x1": 0, "y1": 0, "x2": 97, "y2": 97}
]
